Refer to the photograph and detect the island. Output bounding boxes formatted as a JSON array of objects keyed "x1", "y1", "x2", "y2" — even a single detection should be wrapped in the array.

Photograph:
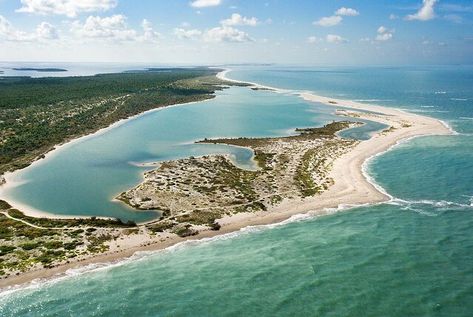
[{"x1": 11, "y1": 68, "x2": 68, "y2": 72}]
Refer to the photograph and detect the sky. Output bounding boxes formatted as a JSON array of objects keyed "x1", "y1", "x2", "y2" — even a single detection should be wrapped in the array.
[{"x1": 0, "y1": 0, "x2": 472, "y2": 65}]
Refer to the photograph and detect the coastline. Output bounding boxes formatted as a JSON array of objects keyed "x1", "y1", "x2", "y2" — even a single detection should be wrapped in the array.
[{"x1": 0, "y1": 69, "x2": 452, "y2": 291}]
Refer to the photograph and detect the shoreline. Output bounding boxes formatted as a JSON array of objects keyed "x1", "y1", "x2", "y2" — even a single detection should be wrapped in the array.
[{"x1": 0, "y1": 69, "x2": 453, "y2": 291}]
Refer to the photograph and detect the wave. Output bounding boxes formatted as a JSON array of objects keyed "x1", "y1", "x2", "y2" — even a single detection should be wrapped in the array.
[
  {"x1": 434, "y1": 91, "x2": 447, "y2": 94},
  {"x1": 439, "y1": 120, "x2": 459, "y2": 135},
  {"x1": 387, "y1": 198, "x2": 473, "y2": 217},
  {"x1": 406, "y1": 109, "x2": 449, "y2": 113},
  {"x1": 450, "y1": 98, "x2": 468, "y2": 101},
  {"x1": 354, "y1": 99, "x2": 392, "y2": 102}
]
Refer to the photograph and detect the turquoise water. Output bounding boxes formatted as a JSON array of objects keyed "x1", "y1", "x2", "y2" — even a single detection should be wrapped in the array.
[
  {"x1": 0, "y1": 66, "x2": 472, "y2": 316},
  {"x1": 2, "y1": 204, "x2": 472, "y2": 316}
]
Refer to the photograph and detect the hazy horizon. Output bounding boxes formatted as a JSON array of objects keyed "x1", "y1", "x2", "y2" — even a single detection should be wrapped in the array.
[{"x1": 1, "y1": 0, "x2": 472, "y2": 65}]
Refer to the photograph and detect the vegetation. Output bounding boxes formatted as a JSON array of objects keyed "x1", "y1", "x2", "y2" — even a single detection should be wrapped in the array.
[
  {"x1": 146, "y1": 220, "x2": 175, "y2": 233},
  {"x1": 172, "y1": 225, "x2": 198, "y2": 237},
  {"x1": 294, "y1": 121, "x2": 353, "y2": 137},
  {"x1": 198, "y1": 121, "x2": 354, "y2": 147},
  {"x1": 0, "y1": 68, "x2": 232, "y2": 175},
  {"x1": 0, "y1": 210, "x2": 120, "y2": 276},
  {"x1": 254, "y1": 151, "x2": 275, "y2": 170},
  {"x1": 175, "y1": 209, "x2": 223, "y2": 226},
  {"x1": 294, "y1": 149, "x2": 320, "y2": 197}
]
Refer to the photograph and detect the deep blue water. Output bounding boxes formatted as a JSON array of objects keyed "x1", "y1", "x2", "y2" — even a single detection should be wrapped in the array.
[{"x1": 0, "y1": 65, "x2": 472, "y2": 316}]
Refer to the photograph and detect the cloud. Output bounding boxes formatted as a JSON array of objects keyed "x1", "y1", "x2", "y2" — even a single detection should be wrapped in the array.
[
  {"x1": 313, "y1": 15, "x2": 342, "y2": 27},
  {"x1": 174, "y1": 13, "x2": 256, "y2": 43},
  {"x1": 174, "y1": 27, "x2": 202, "y2": 40},
  {"x1": 71, "y1": 15, "x2": 159, "y2": 42},
  {"x1": 306, "y1": 36, "x2": 321, "y2": 44},
  {"x1": 376, "y1": 26, "x2": 394, "y2": 41},
  {"x1": 389, "y1": 14, "x2": 399, "y2": 20},
  {"x1": 16, "y1": 0, "x2": 117, "y2": 18},
  {"x1": 141, "y1": 19, "x2": 161, "y2": 42},
  {"x1": 406, "y1": 0, "x2": 437, "y2": 21},
  {"x1": 203, "y1": 26, "x2": 253, "y2": 42},
  {"x1": 313, "y1": 7, "x2": 358, "y2": 27},
  {"x1": 0, "y1": 15, "x2": 58, "y2": 41},
  {"x1": 335, "y1": 7, "x2": 359, "y2": 16},
  {"x1": 71, "y1": 15, "x2": 136, "y2": 40},
  {"x1": 174, "y1": 26, "x2": 253, "y2": 42},
  {"x1": 221, "y1": 13, "x2": 258, "y2": 26},
  {"x1": 36, "y1": 22, "x2": 59, "y2": 39},
  {"x1": 326, "y1": 34, "x2": 346, "y2": 44},
  {"x1": 190, "y1": 0, "x2": 221, "y2": 8},
  {"x1": 0, "y1": 15, "x2": 30, "y2": 41}
]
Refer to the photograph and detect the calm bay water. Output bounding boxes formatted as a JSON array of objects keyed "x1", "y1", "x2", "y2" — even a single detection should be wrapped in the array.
[{"x1": 0, "y1": 65, "x2": 472, "y2": 316}]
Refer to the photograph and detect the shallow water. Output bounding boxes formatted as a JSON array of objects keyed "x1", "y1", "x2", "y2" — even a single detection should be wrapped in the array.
[{"x1": 1, "y1": 65, "x2": 472, "y2": 316}]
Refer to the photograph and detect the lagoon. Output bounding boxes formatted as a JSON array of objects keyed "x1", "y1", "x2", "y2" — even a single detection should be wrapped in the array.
[{"x1": 1, "y1": 84, "x2": 382, "y2": 223}]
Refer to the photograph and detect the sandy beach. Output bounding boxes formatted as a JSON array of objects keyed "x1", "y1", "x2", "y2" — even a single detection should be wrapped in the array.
[{"x1": 0, "y1": 70, "x2": 452, "y2": 290}]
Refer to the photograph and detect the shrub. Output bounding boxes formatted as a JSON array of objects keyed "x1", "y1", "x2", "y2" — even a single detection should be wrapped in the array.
[
  {"x1": 20, "y1": 242, "x2": 39, "y2": 250},
  {"x1": 0, "y1": 245, "x2": 16, "y2": 255}
]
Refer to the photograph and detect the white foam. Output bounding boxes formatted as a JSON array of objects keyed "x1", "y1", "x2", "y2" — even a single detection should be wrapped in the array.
[
  {"x1": 389, "y1": 197, "x2": 473, "y2": 209},
  {"x1": 405, "y1": 108, "x2": 449, "y2": 113},
  {"x1": 354, "y1": 99, "x2": 392, "y2": 102},
  {"x1": 439, "y1": 119, "x2": 459, "y2": 135}
]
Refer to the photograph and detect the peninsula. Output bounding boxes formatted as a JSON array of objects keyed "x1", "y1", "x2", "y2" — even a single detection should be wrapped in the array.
[{"x1": 0, "y1": 70, "x2": 451, "y2": 289}]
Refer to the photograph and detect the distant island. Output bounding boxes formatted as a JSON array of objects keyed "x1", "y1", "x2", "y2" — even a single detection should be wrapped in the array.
[{"x1": 12, "y1": 68, "x2": 68, "y2": 72}]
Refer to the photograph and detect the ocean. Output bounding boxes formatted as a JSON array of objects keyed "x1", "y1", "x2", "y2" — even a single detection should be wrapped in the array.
[{"x1": 0, "y1": 65, "x2": 472, "y2": 316}]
